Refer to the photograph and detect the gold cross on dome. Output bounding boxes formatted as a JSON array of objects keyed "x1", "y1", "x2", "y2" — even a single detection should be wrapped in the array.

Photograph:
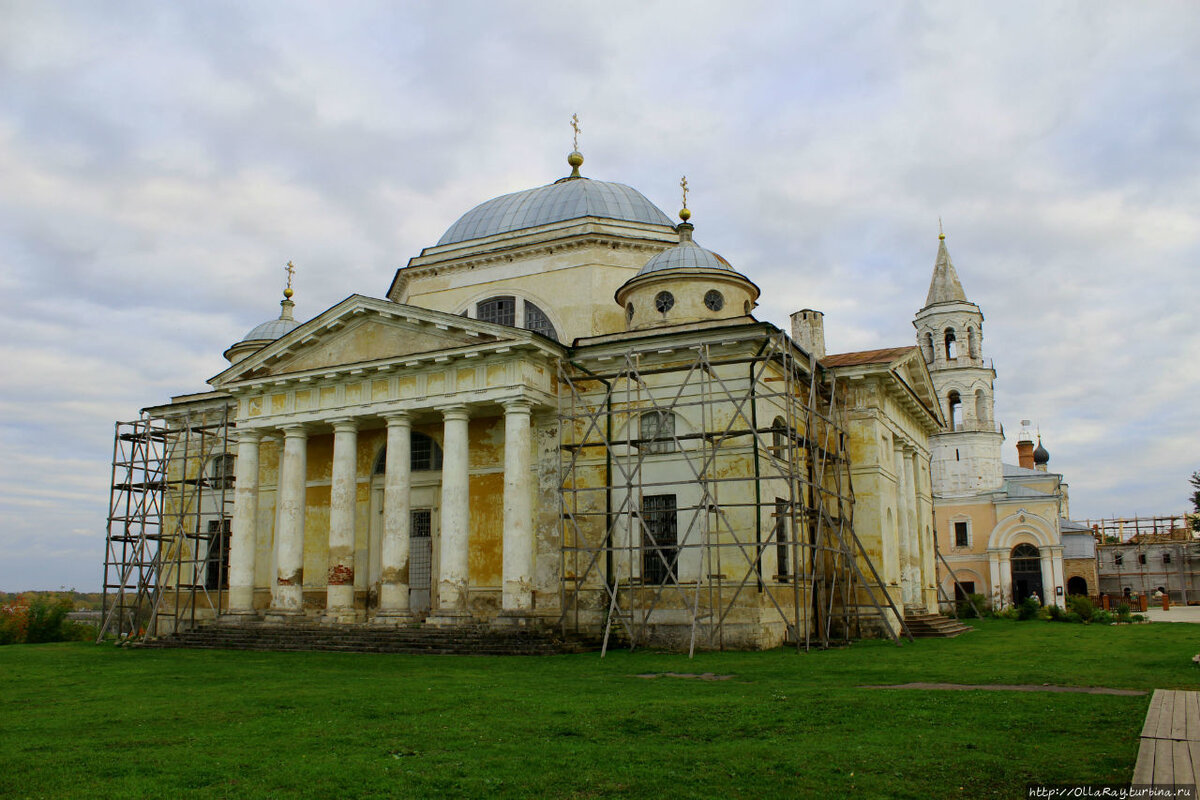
[
  {"x1": 285, "y1": 260, "x2": 295, "y2": 291},
  {"x1": 570, "y1": 113, "x2": 581, "y2": 151},
  {"x1": 680, "y1": 176, "x2": 689, "y2": 210}
]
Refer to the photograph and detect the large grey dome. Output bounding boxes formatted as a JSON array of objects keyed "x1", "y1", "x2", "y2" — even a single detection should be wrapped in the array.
[{"x1": 437, "y1": 177, "x2": 673, "y2": 246}]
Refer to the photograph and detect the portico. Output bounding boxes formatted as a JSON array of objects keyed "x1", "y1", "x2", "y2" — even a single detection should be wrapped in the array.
[{"x1": 219, "y1": 296, "x2": 560, "y2": 625}]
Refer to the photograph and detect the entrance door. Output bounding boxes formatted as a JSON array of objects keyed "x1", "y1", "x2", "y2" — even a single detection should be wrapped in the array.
[
  {"x1": 1010, "y1": 543, "x2": 1043, "y2": 603},
  {"x1": 409, "y1": 508, "x2": 434, "y2": 615}
]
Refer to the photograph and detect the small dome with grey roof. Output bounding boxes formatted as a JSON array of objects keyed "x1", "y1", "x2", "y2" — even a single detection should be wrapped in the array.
[
  {"x1": 637, "y1": 232, "x2": 736, "y2": 275},
  {"x1": 437, "y1": 152, "x2": 673, "y2": 246},
  {"x1": 242, "y1": 314, "x2": 301, "y2": 342}
]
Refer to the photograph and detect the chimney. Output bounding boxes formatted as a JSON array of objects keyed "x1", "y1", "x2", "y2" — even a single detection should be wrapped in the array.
[
  {"x1": 1016, "y1": 419, "x2": 1035, "y2": 469},
  {"x1": 790, "y1": 309, "x2": 826, "y2": 360}
]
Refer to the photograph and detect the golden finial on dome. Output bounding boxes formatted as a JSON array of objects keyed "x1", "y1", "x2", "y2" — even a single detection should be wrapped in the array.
[
  {"x1": 679, "y1": 175, "x2": 691, "y2": 221},
  {"x1": 283, "y1": 260, "x2": 295, "y2": 298},
  {"x1": 938, "y1": 217, "x2": 945, "y2": 241},
  {"x1": 567, "y1": 113, "x2": 584, "y2": 178}
]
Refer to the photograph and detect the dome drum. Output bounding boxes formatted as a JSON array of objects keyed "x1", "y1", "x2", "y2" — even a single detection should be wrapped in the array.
[{"x1": 616, "y1": 270, "x2": 759, "y2": 331}]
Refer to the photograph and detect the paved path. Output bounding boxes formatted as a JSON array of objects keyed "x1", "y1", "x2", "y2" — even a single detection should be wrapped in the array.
[
  {"x1": 1134, "y1": 689, "x2": 1200, "y2": 792},
  {"x1": 1143, "y1": 606, "x2": 1200, "y2": 624}
]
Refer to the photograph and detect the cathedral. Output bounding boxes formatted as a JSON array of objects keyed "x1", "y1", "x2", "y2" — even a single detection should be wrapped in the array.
[
  {"x1": 916, "y1": 230, "x2": 1090, "y2": 608},
  {"x1": 107, "y1": 141, "x2": 955, "y2": 650}
]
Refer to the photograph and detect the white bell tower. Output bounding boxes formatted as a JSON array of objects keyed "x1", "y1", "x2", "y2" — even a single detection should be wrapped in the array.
[{"x1": 913, "y1": 227, "x2": 1004, "y2": 495}]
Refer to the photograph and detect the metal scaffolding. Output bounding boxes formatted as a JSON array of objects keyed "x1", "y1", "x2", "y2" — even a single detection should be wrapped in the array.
[
  {"x1": 100, "y1": 403, "x2": 234, "y2": 641},
  {"x1": 557, "y1": 329, "x2": 905, "y2": 655}
]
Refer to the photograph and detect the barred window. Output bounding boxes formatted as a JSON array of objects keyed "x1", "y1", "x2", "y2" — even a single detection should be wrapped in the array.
[
  {"x1": 207, "y1": 453, "x2": 235, "y2": 491},
  {"x1": 477, "y1": 296, "x2": 516, "y2": 327},
  {"x1": 411, "y1": 432, "x2": 443, "y2": 472},
  {"x1": 524, "y1": 301, "x2": 558, "y2": 341},
  {"x1": 774, "y1": 499, "x2": 790, "y2": 579},
  {"x1": 205, "y1": 519, "x2": 231, "y2": 590},
  {"x1": 641, "y1": 494, "x2": 678, "y2": 584},
  {"x1": 639, "y1": 410, "x2": 676, "y2": 455}
]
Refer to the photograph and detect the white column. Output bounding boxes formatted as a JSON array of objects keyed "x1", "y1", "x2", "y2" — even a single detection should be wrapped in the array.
[
  {"x1": 988, "y1": 551, "x2": 1002, "y2": 607},
  {"x1": 1051, "y1": 549, "x2": 1065, "y2": 605},
  {"x1": 271, "y1": 425, "x2": 308, "y2": 614},
  {"x1": 377, "y1": 412, "x2": 412, "y2": 620},
  {"x1": 228, "y1": 429, "x2": 260, "y2": 614},
  {"x1": 998, "y1": 552, "x2": 1013, "y2": 607},
  {"x1": 903, "y1": 449, "x2": 921, "y2": 609},
  {"x1": 434, "y1": 405, "x2": 471, "y2": 619},
  {"x1": 1039, "y1": 553, "x2": 1054, "y2": 605},
  {"x1": 894, "y1": 447, "x2": 913, "y2": 605},
  {"x1": 324, "y1": 418, "x2": 358, "y2": 620},
  {"x1": 501, "y1": 400, "x2": 534, "y2": 613}
]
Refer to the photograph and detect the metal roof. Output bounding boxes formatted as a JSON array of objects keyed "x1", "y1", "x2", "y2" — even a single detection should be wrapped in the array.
[
  {"x1": 242, "y1": 317, "x2": 301, "y2": 342},
  {"x1": 635, "y1": 242, "x2": 735, "y2": 275},
  {"x1": 437, "y1": 177, "x2": 673, "y2": 245}
]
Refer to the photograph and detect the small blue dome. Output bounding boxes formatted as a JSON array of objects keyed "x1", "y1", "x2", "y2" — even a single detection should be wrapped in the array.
[
  {"x1": 637, "y1": 241, "x2": 735, "y2": 276},
  {"x1": 437, "y1": 177, "x2": 673, "y2": 245},
  {"x1": 242, "y1": 317, "x2": 301, "y2": 342}
]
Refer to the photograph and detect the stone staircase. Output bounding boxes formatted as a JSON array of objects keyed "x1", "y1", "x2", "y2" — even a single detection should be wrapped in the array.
[
  {"x1": 139, "y1": 620, "x2": 597, "y2": 656},
  {"x1": 903, "y1": 610, "x2": 973, "y2": 639}
]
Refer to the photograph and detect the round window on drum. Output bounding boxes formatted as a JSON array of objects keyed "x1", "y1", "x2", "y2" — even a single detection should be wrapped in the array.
[
  {"x1": 654, "y1": 291, "x2": 675, "y2": 314},
  {"x1": 704, "y1": 289, "x2": 724, "y2": 312}
]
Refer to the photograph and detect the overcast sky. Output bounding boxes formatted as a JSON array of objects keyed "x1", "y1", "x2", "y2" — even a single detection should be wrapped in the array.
[{"x1": 2, "y1": 2, "x2": 1197, "y2": 592}]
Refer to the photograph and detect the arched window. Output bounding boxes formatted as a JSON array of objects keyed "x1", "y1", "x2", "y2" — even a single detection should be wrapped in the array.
[
  {"x1": 944, "y1": 329, "x2": 958, "y2": 360},
  {"x1": 372, "y1": 432, "x2": 444, "y2": 474},
  {"x1": 967, "y1": 327, "x2": 979, "y2": 359},
  {"x1": 524, "y1": 301, "x2": 558, "y2": 341},
  {"x1": 922, "y1": 332, "x2": 935, "y2": 364},
  {"x1": 639, "y1": 410, "x2": 676, "y2": 455},
  {"x1": 206, "y1": 453, "x2": 235, "y2": 490},
  {"x1": 477, "y1": 296, "x2": 516, "y2": 327},
  {"x1": 947, "y1": 391, "x2": 962, "y2": 430},
  {"x1": 771, "y1": 416, "x2": 787, "y2": 456},
  {"x1": 1011, "y1": 543, "x2": 1040, "y2": 570},
  {"x1": 974, "y1": 389, "x2": 987, "y2": 427}
]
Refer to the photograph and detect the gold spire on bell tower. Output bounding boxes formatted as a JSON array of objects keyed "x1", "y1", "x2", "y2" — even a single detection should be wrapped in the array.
[
  {"x1": 283, "y1": 260, "x2": 296, "y2": 298},
  {"x1": 567, "y1": 113, "x2": 584, "y2": 178},
  {"x1": 678, "y1": 175, "x2": 691, "y2": 222}
]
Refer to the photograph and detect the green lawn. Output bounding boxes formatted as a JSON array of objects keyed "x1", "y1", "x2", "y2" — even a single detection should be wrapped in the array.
[{"x1": 1, "y1": 619, "x2": 1197, "y2": 799}]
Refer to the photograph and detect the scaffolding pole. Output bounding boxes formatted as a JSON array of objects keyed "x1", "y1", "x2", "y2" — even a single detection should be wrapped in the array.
[
  {"x1": 100, "y1": 403, "x2": 234, "y2": 642},
  {"x1": 557, "y1": 330, "x2": 905, "y2": 654}
]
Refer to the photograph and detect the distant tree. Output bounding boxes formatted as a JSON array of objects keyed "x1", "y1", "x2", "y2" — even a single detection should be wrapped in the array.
[{"x1": 1191, "y1": 471, "x2": 1200, "y2": 532}]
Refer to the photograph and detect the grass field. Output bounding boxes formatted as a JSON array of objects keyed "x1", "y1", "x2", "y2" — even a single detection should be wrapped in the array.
[{"x1": 1, "y1": 619, "x2": 1198, "y2": 799}]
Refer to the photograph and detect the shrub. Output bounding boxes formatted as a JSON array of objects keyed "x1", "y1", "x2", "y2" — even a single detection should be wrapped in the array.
[
  {"x1": 1065, "y1": 611, "x2": 1083, "y2": 624},
  {"x1": 957, "y1": 593, "x2": 990, "y2": 619},
  {"x1": 0, "y1": 594, "x2": 83, "y2": 645},
  {"x1": 1017, "y1": 597, "x2": 1041, "y2": 621},
  {"x1": 1092, "y1": 610, "x2": 1113, "y2": 625},
  {"x1": 1115, "y1": 603, "x2": 1132, "y2": 621},
  {"x1": 1130, "y1": 614, "x2": 1147, "y2": 623},
  {"x1": 1066, "y1": 595, "x2": 1094, "y2": 622},
  {"x1": 1046, "y1": 604, "x2": 1067, "y2": 622},
  {"x1": 997, "y1": 606, "x2": 1021, "y2": 620}
]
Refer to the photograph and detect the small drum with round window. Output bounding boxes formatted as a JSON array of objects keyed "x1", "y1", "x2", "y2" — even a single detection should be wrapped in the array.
[
  {"x1": 654, "y1": 291, "x2": 674, "y2": 313},
  {"x1": 704, "y1": 289, "x2": 724, "y2": 311}
]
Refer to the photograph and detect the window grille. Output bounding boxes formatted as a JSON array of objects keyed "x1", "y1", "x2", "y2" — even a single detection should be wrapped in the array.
[
  {"x1": 641, "y1": 494, "x2": 678, "y2": 584},
  {"x1": 477, "y1": 296, "x2": 516, "y2": 327},
  {"x1": 639, "y1": 410, "x2": 676, "y2": 455},
  {"x1": 523, "y1": 301, "x2": 558, "y2": 341}
]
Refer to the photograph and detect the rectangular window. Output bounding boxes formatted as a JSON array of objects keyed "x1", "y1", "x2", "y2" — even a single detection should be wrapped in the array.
[
  {"x1": 954, "y1": 521, "x2": 969, "y2": 548},
  {"x1": 409, "y1": 509, "x2": 432, "y2": 591},
  {"x1": 1163, "y1": 552, "x2": 1172, "y2": 564},
  {"x1": 639, "y1": 410, "x2": 676, "y2": 455},
  {"x1": 1138, "y1": 553, "x2": 1147, "y2": 565},
  {"x1": 641, "y1": 494, "x2": 678, "y2": 584},
  {"x1": 205, "y1": 519, "x2": 231, "y2": 590},
  {"x1": 774, "y1": 499, "x2": 790, "y2": 579},
  {"x1": 1114, "y1": 552, "x2": 1124, "y2": 566}
]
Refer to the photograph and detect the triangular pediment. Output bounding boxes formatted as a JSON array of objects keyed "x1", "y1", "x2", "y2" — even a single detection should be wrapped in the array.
[{"x1": 211, "y1": 295, "x2": 534, "y2": 387}]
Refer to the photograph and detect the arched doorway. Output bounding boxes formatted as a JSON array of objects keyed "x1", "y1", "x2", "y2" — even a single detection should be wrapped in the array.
[
  {"x1": 1010, "y1": 543, "x2": 1043, "y2": 603},
  {"x1": 1066, "y1": 576, "x2": 1088, "y2": 596}
]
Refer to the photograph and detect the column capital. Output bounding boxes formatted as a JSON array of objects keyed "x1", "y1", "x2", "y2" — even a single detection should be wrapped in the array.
[
  {"x1": 381, "y1": 410, "x2": 411, "y2": 425},
  {"x1": 327, "y1": 417, "x2": 359, "y2": 433},
  {"x1": 502, "y1": 398, "x2": 534, "y2": 414},
  {"x1": 439, "y1": 404, "x2": 470, "y2": 422},
  {"x1": 233, "y1": 428, "x2": 263, "y2": 445},
  {"x1": 280, "y1": 423, "x2": 310, "y2": 438}
]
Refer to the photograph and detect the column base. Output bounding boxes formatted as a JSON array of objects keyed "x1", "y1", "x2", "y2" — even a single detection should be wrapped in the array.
[
  {"x1": 319, "y1": 609, "x2": 360, "y2": 625},
  {"x1": 424, "y1": 609, "x2": 475, "y2": 628},
  {"x1": 489, "y1": 611, "x2": 544, "y2": 630},
  {"x1": 263, "y1": 608, "x2": 306, "y2": 625},
  {"x1": 370, "y1": 612, "x2": 418, "y2": 628}
]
